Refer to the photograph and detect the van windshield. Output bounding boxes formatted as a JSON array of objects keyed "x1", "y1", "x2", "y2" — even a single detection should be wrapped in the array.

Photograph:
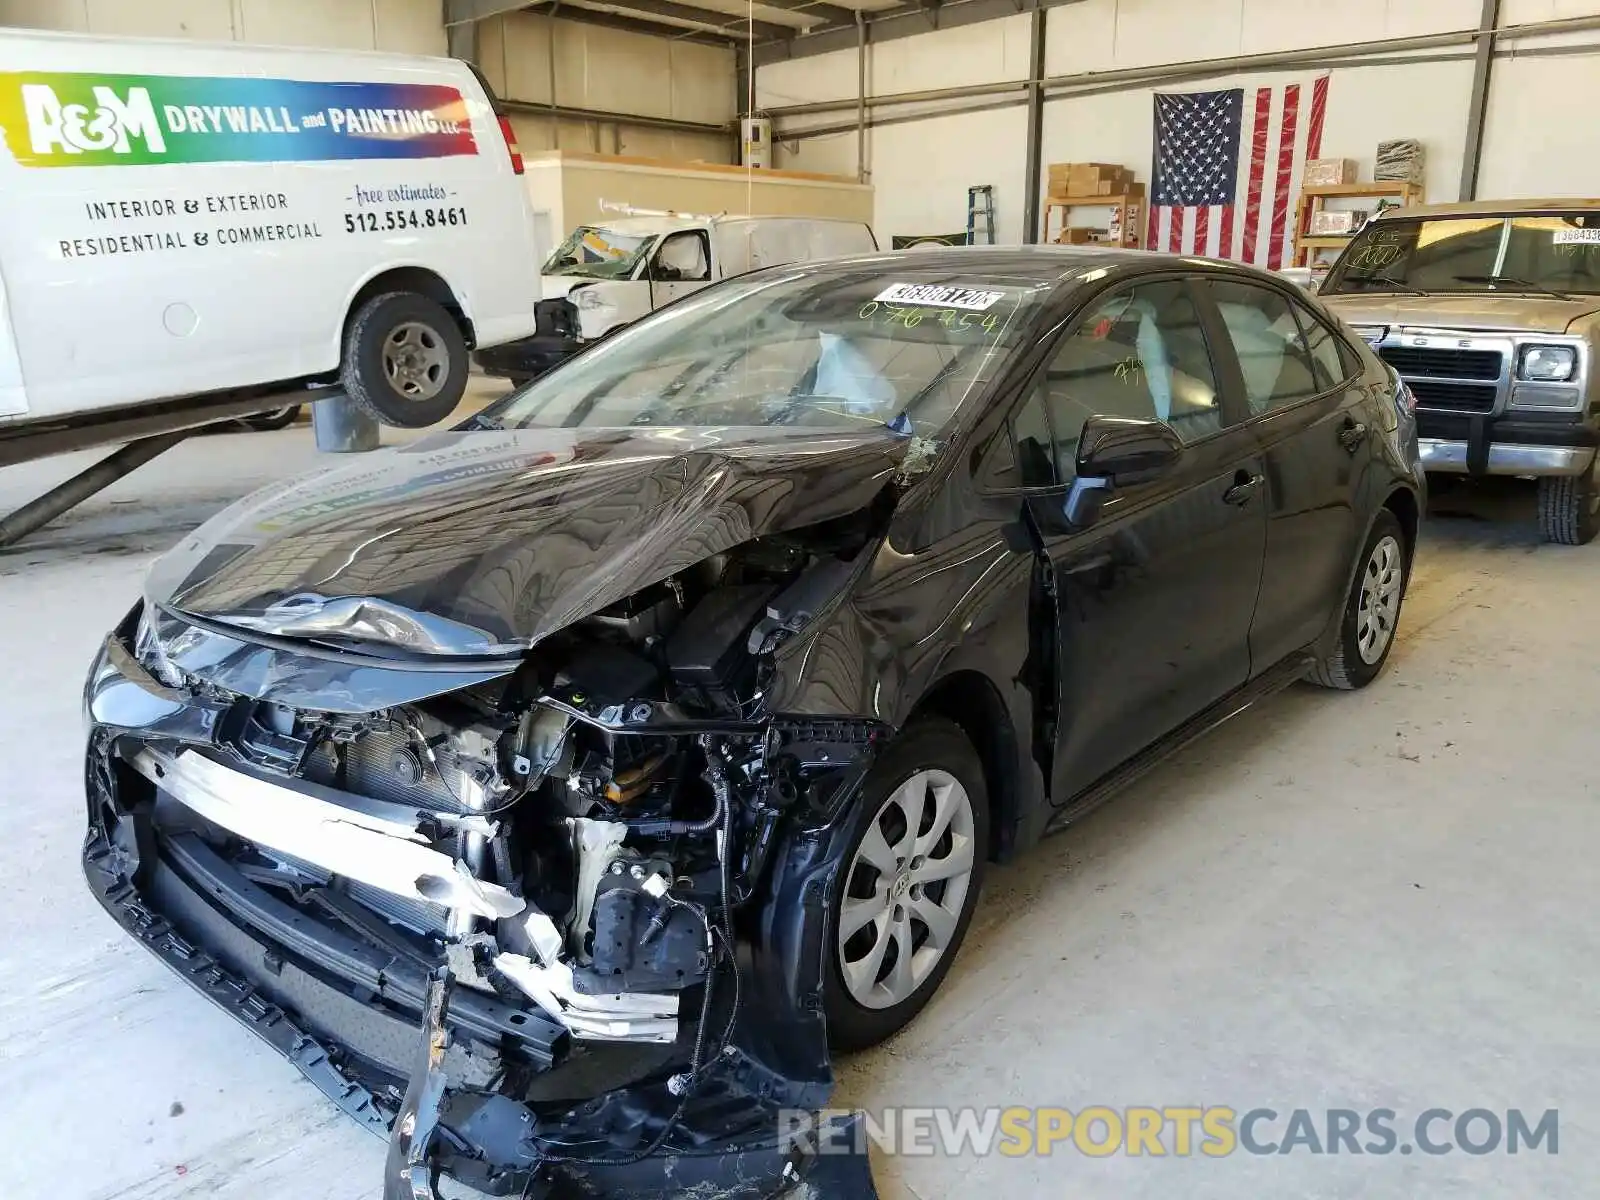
[
  {"x1": 1322, "y1": 212, "x2": 1600, "y2": 298},
  {"x1": 543, "y1": 226, "x2": 656, "y2": 280},
  {"x1": 487, "y1": 266, "x2": 1051, "y2": 437}
]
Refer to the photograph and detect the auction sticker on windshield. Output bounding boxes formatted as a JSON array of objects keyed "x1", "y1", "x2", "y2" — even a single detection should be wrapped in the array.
[
  {"x1": 1553, "y1": 228, "x2": 1600, "y2": 245},
  {"x1": 874, "y1": 283, "x2": 1005, "y2": 310}
]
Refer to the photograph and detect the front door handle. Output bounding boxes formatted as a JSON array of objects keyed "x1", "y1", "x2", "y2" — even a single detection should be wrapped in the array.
[
  {"x1": 1339, "y1": 420, "x2": 1368, "y2": 452},
  {"x1": 1222, "y1": 471, "x2": 1264, "y2": 507}
]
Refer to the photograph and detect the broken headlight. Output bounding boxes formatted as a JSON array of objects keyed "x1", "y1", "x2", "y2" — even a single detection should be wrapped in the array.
[{"x1": 133, "y1": 602, "x2": 186, "y2": 689}]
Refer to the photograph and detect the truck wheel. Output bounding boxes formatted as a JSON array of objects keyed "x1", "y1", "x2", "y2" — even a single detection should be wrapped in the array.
[
  {"x1": 240, "y1": 405, "x2": 301, "y2": 432},
  {"x1": 823, "y1": 717, "x2": 988, "y2": 1053},
  {"x1": 1537, "y1": 472, "x2": 1600, "y2": 545},
  {"x1": 341, "y1": 292, "x2": 467, "y2": 429},
  {"x1": 1309, "y1": 509, "x2": 1409, "y2": 691}
]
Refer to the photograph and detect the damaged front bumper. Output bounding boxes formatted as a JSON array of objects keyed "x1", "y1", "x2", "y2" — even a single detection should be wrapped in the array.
[
  {"x1": 83, "y1": 777, "x2": 879, "y2": 1200},
  {"x1": 82, "y1": 626, "x2": 884, "y2": 1200}
]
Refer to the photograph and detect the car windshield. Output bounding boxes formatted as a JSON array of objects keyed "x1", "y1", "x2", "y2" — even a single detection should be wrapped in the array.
[
  {"x1": 542, "y1": 226, "x2": 657, "y2": 279},
  {"x1": 1321, "y1": 212, "x2": 1600, "y2": 297},
  {"x1": 488, "y1": 266, "x2": 1052, "y2": 437}
]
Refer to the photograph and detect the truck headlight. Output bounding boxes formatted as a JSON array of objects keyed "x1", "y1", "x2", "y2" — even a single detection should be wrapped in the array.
[
  {"x1": 573, "y1": 287, "x2": 609, "y2": 311},
  {"x1": 1348, "y1": 324, "x2": 1388, "y2": 347},
  {"x1": 1518, "y1": 344, "x2": 1577, "y2": 382}
]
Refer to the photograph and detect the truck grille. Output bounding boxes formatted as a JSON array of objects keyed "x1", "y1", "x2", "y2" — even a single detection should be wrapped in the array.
[
  {"x1": 1379, "y1": 346, "x2": 1503, "y2": 380},
  {"x1": 1379, "y1": 345, "x2": 1503, "y2": 414},
  {"x1": 1403, "y1": 379, "x2": 1499, "y2": 413}
]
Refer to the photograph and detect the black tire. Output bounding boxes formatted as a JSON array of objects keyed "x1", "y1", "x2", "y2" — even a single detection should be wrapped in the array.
[
  {"x1": 823, "y1": 717, "x2": 989, "y2": 1052},
  {"x1": 1309, "y1": 509, "x2": 1410, "y2": 691},
  {"x1": 1537, "y1": 471, "x2": 1600, "y2": 546},
  {"x1": 340, "y1": 291, "x2": 468, "y2": 429},
  {"x1": 240, "y1": 405, "x2": 301, "y2": 432}
]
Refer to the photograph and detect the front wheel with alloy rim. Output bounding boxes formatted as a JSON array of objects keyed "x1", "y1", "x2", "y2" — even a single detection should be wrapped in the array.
[
  {"x1": 1309, "y1": 509, "x2": 1410, "y2": 691},
  {"x1": 340, "y1": 291, "x2": 468, "y2": 429},
  {"x1": 824, "y1": 718, "x2": 988, "y2": 1052},
  {"x1": 1537, "y1": 470, "x2": 1600, "y2": 545}
]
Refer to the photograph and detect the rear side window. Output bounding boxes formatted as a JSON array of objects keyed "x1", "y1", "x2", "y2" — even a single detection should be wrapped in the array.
[
  {"x1": 1210, "y1": 280, "x2": 1322, "y2": 415},
  {"x1": 1296, "y1": 309, "x2": 1357, "y2": 392}
]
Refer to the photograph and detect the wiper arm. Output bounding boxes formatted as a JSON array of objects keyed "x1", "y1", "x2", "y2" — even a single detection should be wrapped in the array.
[
  {"x1": 1344, "y1": 274, "x2": 1429, "y2": 297},
  {"x1": 1451, "y1": 274, "x2": 1573, "y2": 301}
]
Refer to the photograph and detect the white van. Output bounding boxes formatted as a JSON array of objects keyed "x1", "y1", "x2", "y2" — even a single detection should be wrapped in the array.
[
  {"x1": 476, "y1": 212, "x2": 878, "y2": 381},
  {"x1": 0, "y1": 29, "x2": 540, "y2": 432}
]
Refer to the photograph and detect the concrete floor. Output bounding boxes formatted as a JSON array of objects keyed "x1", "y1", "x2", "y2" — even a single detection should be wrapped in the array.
[{"x1": 2, "y1": 420, "x2": 1595, "y2": 1199}]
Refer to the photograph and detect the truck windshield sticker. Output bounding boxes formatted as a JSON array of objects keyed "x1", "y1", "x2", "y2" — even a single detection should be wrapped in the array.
[
  {"x1": 873, "y1": 282, "x2": 1005, "y2": 310},
  {"x1": 1553, "y1": 228, "x2": 1600, "y2": 245},
  {"x1": 0, "y1": 72, "x2": 480, "y2": 168}
]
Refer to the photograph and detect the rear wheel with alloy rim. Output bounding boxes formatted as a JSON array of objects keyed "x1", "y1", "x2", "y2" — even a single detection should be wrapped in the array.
[
  {"x1": 1309, "y1": 509, "x2": 1410, "y2": 691},
  {"x1": 824, "y1": 718, "x2": 988, "y2": 1051}
]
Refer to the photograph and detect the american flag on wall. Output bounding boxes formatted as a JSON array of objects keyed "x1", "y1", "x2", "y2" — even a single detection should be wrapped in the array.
[{"x1": 1148, "y1": 74, "x2": 1330, "y2": 269}]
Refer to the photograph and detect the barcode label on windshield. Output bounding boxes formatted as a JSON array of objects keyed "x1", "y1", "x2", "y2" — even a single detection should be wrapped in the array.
[
  {"x1": 1553, "y1": 228, "x2": 1600, "y2": 245},
  {"x1": 874, "y1": 283, "x2": 1005, "y2": 310}
]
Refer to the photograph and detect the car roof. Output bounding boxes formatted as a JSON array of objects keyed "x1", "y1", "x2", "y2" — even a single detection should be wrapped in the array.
[
  {"x1": 791, "y1": 245, "x2": 1281, "y2": 284},
  {"x1": 1374, "y1": 197, "x2": 1600, "y2": 221}
]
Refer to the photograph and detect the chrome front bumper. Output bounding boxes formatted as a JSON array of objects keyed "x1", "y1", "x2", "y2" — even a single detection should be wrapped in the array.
[{"x1": 1419, "y1": 438, "x2": 1597, "y2": 477}]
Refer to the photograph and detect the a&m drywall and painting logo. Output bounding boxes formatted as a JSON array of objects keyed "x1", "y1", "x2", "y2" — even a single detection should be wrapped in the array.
[
  {"x1": 0, "y1": 72, "x2": 481, "y2": 167},
  {"x1": 21, "y1": 81, "x2": 165, "y2": 157}
]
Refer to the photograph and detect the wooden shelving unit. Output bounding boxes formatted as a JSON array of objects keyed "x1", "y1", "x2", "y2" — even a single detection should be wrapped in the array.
[
  {"x1": 1043, "y1": 193, "x2": 1146, "y2": 250},
  {"x1": 1291, "y1": 180, "x2": 1425, "y2": 269}
]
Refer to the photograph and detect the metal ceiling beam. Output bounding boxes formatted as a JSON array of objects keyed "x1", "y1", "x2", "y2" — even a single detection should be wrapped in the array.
[
  {"x1": 500, "y1": 96, "x2": 729, "y2": 134},
  {"x1": 529, "y1": 4, "x2": 737, "y2": 44},
  {"x1": 444, "y1": 0, "x2": 535, "y2": 26},
  {"x1": 754, "y1": 0, "x2": 1087, "y2": 66},
  {"x1": 741, "y1": 0, "x2": 856, "y2": 23},
  {"x1": 576, "y1": 0, "x2": 793, "y2": 40}
]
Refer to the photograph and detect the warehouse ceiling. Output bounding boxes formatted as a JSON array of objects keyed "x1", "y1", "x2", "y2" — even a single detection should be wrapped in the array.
[{"x1": 447, "y1": 0, "x2": 959, "y2": 52}]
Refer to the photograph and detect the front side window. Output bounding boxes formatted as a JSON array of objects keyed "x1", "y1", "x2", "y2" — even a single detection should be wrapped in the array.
[
  {"x1": 1210, "y1": 281, "x2": 1322, "y2": 416},
  {"x1": 1321, "y1": 212, "x2": 1600, "y2": 297},
  {"x1": 491, "y1": 268, "x2": 1052, "y2": 438},
  {"x1": 1036, "y1": 280, "x2": 1223, "y2": 475},
  {"x1": 652, "y1": 232, "x2": 711, "y2": 282}
]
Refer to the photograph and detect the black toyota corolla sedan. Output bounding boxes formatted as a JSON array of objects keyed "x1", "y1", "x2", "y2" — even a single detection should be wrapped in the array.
[{"x1": 82, "y1": 249, "x2": 1423, "y2": 1199}]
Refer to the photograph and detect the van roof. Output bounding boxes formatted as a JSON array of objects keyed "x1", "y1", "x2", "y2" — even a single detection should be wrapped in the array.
[{"x1": 0, "y1": 25, "x2": 470, "y2": 68}]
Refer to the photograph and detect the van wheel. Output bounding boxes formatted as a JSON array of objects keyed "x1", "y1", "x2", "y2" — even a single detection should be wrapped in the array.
[
  {"x1": 240, "y1": 405, "x2": 301, "y2": 431},
  {"x1": 341, "y1": 292, "x2": 467, "y2": 429}
]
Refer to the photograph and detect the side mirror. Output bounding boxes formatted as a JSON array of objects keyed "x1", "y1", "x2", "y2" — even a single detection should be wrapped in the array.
[{"x1": 1063, "y1": 415, "x2": 1184, "y2": 527}]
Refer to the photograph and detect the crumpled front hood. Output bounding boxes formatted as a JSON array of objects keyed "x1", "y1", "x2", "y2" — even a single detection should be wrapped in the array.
[
  {"x1": 145, "y1": 425, "x2": 907, "y2": 652},
  {"x1": 1321, "y1": 291, "x2": 1600, "y2": 333}
]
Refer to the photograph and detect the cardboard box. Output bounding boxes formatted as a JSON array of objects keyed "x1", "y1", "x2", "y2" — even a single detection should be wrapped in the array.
[
  {"x1": 1375, "y1": 139, "x2": 1425, "y2": 185},
  {"x1": 1303, "y1": 158, "x2": 1358, "y2": 187},
  {"x1": 1309, "y1": 208, "x2": 1371, "y2": 236},
  {"x1": 1056, "y1": 226, "x2": 1101, "y2": 245}
]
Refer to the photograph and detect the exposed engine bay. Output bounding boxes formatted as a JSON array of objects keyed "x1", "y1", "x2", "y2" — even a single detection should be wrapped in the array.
[{"x1": 86, "y1": 506, "x2": 894, "y2": 1198}]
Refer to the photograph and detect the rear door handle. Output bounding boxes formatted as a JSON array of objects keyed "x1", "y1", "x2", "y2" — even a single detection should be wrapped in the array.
[
  {"x1": 1222, "y1": 472, "x2": 1264, "y2": 507},
  {"x1": 1339, "y1": 420, "x2": 1368, "y2": 452}
]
